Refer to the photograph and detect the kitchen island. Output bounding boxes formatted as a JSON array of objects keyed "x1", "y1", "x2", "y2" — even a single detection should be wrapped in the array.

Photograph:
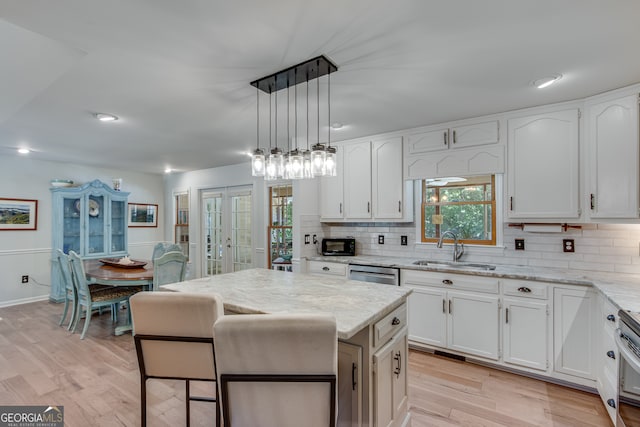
[{"x1": 161, "y1": 268, "x2": 412, "y2": 427}]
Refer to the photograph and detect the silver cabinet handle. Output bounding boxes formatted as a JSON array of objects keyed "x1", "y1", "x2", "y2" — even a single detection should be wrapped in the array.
[
  {"x1": 607, "y1": 350, "x2": 616, "y2": 359},
  {"x1": 339, "y1": 202, "x2": 342, "y2": 214},
  {"x1": 398, "y1": 200, "x2": 401, "y2": 212},
  {"x1": 393, "y1": 350, "x2": 402, "y2": 377},
  {"x1": 449, "y1": 299, "x2": 452, "y2": 314},
  {"x1": 367, "y1": 202, "x2": 370, "y2": 213},
  {"x1": 607, "y1": 314, "x2": 615, "y2": 322},
  {"x1": 322, "y1": 266, "x2": 330, "y2": 271},
  {"x1": 443, "y1": 131, "x2": 448, "y2": 146},
  {"x1": 442, "y1": 279, "x2": 453, "y2": 285},
  {"x1": 505, "y1": 308, "x2": 509, "y2": 323},
  {"x1": 452, "y1": 129, "x2": 457, "y2": 144},
  {"x1": 442, "y1": 299, "x2": 446, "y2": 313},
  {"x1": 517, "y1": 287, "x2": 531, "y2": 293}
]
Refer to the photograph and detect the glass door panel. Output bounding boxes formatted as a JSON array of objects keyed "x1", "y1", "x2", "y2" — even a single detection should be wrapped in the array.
[
  {"x1": 231, "y1": 192, "x2": 252, "y2": 272},
  {"x1": 111, "y1": 199, "x2": 126, "y2": 252},
  {"x1": 201, "y1": 187, "x2": 252, "y2": 276},
  {"x1": 87, "y1": 195, "x2": 105, "y2": 255},
  {"x1": 63, "y1": 196, "x2": 81, "y2": 254}
]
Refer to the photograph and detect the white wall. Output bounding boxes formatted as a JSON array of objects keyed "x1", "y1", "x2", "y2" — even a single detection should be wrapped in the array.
[{"x1": 0, "y1": 155, "x2": 164, "y2": 306}]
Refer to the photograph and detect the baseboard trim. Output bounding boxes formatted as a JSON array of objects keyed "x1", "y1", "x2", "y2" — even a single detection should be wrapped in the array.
[{"x1": 0, "y1": 295, "x2": 49, "y2": 308}]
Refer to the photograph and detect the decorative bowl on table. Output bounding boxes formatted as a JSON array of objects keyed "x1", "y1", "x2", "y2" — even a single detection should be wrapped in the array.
[{"x1": 99, "y1": 257, "x2": 147, "y2": 269}]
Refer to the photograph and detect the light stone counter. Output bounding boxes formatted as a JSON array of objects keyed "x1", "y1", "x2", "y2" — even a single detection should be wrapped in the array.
[
  {"x1": 161, "y1": 268, "x2": 411, "y2": 340},
  {"x1": 309, "y1": 255, "x2": 640, "y2": 313}
]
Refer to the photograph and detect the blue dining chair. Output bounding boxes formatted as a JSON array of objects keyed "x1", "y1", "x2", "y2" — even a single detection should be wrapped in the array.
[
  {"x1": 55, "y1": 249, "x2": 77, "y2": 331},
  {"x1": 68, "y1": 251, "x2": 139, "y2": 339},
  {"x1": 152, "y1": 242, "x2": 183, "y2": 264},
  {"x1": 152, "y1": 251, "x2": 187, "y2": 291}
]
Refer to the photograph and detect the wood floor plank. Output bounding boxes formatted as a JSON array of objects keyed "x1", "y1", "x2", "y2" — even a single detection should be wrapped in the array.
[{"x1": 0, "y1": 301, "x2": 614, "y2": 426}]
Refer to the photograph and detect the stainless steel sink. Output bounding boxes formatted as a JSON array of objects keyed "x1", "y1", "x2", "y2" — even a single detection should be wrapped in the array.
[{"x1": 412, "y1": 260, "x2": 496, "y2": 271}]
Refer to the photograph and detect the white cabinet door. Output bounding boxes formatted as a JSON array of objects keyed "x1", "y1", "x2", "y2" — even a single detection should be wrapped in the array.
[
  {"x1": 554, "y1": 287, "x2": 596, "y2": 380},
  {"x1": 503, "y1": 297, "x2": 549, "y2": 371},
  {"x1": 320, "y1": 148, "x2": 345, "y2": 220},
  {"x1": 407, "y1": 285, "x2": 447, "y2": 348},
  {"x1": 406, "y1": 127, "x2": 450, "y2": 154},
  {"x1": 372, "y1": 137, "x2": 403, "y2": 219},
  {"x1": 338, "y1": 341, "x2": 362, "y2": 427},
  {"x1": 507, "y1": 109, "x2": 580, "y2": 219},
  {"x1": 373, "y1": 329, "x2": 408, "y2": 427},
  {"x1": 447, "y1": 291, "x2": 500, "y2": 360},
  {"x1": 450, "y1": 120, "x2": 499, "y2": 149},
  {"x1": 343, "y1": 141, "x2": 372, "y2": 219},
  {"x1": 587, "y1": 94, "x2": 639, "y2": 218}
]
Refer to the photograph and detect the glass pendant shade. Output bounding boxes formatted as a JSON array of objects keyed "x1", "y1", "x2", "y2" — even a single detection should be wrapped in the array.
[
  {"x1": 251, "y1": 148, "x2": 266, "y2": 176},
  {"x1": 265, "y1": 148, "x2": 283, "y2": 180},
  {"x1": 302, "y1": 149, "x2": 313, "y2": 178},
  {"x1": 283, "y1": 153, "x2": 292, "y2": 179},
  {"x1": 289, "y1": 150, "x2": 304, "y2": 179},
  {"x1": 311, "y1": 143, "x2": 326, "y2": 177},
  {"x1": 325, "y1": 146, "x2": 337, "y2": 177}
]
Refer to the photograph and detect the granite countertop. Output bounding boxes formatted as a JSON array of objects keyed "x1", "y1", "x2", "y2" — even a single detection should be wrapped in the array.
[
  {"x1": 161, "y1": 268, "x2": 411, "y2": 340},
  {"x1": 309, "y1": 255, "x2": 640, "y2": 313}
]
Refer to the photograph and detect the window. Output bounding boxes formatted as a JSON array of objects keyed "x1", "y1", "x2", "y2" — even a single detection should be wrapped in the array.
[
  {"x1": 422, "y1": 175, "x2": 496, "y2": 245},
  {"x1": 268, "y1": 184, "x2": 293, "y2": 271}
]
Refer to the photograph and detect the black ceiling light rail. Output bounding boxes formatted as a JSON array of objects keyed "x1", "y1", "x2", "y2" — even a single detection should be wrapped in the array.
[{"x1": 251, "y1": 55, "x2": 338, "y2": 93}]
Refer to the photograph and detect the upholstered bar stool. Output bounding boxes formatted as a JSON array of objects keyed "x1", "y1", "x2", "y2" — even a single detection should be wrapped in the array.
[
  {"x1": 214, "y1": 313, "x2": 337, "y2": 427},
  {"x1": 130, "y1": 291, "x2": 224, "y2": 427}
]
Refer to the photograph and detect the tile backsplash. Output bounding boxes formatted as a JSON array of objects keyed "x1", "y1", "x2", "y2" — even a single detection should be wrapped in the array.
[{"x1": 322, "y1": 222, "x2": 640, "y2": 275}]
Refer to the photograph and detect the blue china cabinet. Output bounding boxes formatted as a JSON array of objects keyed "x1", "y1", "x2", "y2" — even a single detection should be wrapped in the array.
[{"x1": 50, "y1": 179, "x2": 129, "y2": 302}]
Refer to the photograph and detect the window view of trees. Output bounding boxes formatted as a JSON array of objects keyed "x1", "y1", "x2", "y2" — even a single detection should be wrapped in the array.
[
  {"x1": 269, "y1": 184, "x2": 293, "y2": 270},
  {"x1": 422, "y1": 175, "x2": 496, "y2": 245}
]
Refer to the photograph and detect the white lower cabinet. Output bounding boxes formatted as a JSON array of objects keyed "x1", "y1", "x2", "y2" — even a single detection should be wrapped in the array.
[
  {"x1": 373, "y1": 329, "x2": 408, "y2": 427},
  {"x1": 553, "y1": 286, "x2": 597, "y2": 380},
  {"x1": 595, "y1": 295, "x2": 619, "y2": 424},
  {"x1": 503, "y1": 297, "x2": 549, "y2": 371},
  {"x1": 338, "y1": 341, "x2": 363, "y2": 427},
  {"x1": 403, "y1": 270, "x2": 500, "y2": 361}
]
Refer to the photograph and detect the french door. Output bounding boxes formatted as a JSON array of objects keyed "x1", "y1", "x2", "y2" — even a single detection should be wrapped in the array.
[{"x1": 201, "y1": 186, "x2": 252, "y2": 276}]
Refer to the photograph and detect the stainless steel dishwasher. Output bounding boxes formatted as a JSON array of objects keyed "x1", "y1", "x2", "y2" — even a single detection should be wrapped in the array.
[{"x1": 347, "y1": 264, "x2": 400, "y2": 286}]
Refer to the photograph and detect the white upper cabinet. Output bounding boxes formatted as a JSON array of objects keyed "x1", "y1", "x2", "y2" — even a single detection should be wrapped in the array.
[
  {"x1": 320, "y1": 137, "x2": 410, "y2": 222},
  {"x1": 319, "y1": 146, "x2": 345, "y2": 220},
  {"x1": 372, "y1": 137, "x2": 404, "y2": 219},
  {"x1": 586, "y1": 94, "x2": 640, "y2": 219},
  {"x1": 507, "y1": 108, "x2": 580, "y2": 219},
  {"x1": 406, "y1": 120, "x2": 499, "y2": 154},
  {"x1": 344, "y1": 141, "x2": 373, "y2": 219}
]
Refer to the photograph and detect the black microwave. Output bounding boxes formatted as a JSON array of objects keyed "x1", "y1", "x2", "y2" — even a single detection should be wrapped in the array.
[{"x1": 322, "y1": 238, "x2": 356, "y2": 256}]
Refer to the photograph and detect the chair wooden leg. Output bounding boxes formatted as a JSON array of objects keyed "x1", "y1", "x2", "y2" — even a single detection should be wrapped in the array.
[
  {"x1": 80, "y1": 306, "x2": 92, "y2": 340},
  {"x1": 186, "y1": 380, "x2": 190, "y2": 427},
  {"x1": 141, "y1": 377, "x2": 147, "y2": 427},
  {"x1": 67, "y1": 296, "x2": 77, "y2": 331},
  {"x1": 59, "y1": 298, "x2": 69, "y2": 326}
]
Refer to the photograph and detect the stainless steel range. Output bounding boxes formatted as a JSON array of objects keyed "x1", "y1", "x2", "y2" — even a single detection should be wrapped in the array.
[{"x1": 616, "y1": 310, "x2": 640, "y2": 426}]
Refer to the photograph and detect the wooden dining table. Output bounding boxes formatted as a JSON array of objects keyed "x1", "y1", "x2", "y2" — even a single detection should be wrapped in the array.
[{"x1": 84, "y1": 258, "x2": 153, "y2": 335}]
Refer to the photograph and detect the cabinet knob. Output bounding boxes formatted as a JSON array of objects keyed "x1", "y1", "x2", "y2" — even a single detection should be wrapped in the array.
[
  {"x1": 607, "y1": 399, "x2": 616, "y2": 409},
  {"x1": 607, "y1": 314, "x2": 616, "y2": 322},
  {"x1": 391, "y1": 317, "x2": 401, "y2": 326},
  {"x1": 442, "y1": 279, "x2": 453, "y2": 285},
  {"x1": 607, "y1": 350, "x2": 616, "y2": 359},
  {"x1": 322, "y1": 266, "x2": 330, "y2": 271},
  {"x1": 517, "y1": 287, "x2": 531, "y2": 293}
]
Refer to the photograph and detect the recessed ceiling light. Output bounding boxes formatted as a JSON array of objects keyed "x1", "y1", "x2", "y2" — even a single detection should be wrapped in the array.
[
  {"x1": 17, "y1": 148, "x2": 30, "y2": 154},
  {"x1": 532, "y1": 74, "x2": 562, "y2": 89},
  {"x1": 94, "y1": 113, "x2": 119, "y2": 122},
  {"x1": 331, "y1": 122, "x2": 344, "y2": 130}
]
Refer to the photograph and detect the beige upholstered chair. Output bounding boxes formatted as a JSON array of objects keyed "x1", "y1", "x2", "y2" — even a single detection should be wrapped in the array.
[
  {"x1": 214, "y1": 313, "x2": 337, "y2": 427},
  {"x1": 130, "y1": 291, "x2": 224, "y2": 427}
]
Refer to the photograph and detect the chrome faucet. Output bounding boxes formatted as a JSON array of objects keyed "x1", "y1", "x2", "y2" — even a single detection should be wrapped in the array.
[{"x1": 437, "y1": 230, "x2": 464, "y2": 262}]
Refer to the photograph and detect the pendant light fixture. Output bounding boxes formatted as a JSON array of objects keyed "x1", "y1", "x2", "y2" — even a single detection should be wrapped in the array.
[{"x1": 250, "y1": 55, "x2": 338, "y2": 180}]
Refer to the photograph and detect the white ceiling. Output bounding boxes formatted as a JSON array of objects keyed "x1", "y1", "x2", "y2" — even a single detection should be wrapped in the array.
[{"x1": 1, "y1": 0, "x2": 640, "y2": 175}]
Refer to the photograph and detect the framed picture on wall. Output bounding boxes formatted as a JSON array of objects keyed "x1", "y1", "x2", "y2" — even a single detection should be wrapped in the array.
[
  {"x1": 0, "y1": 198, "x2": 38, "y2": 230},
  {"x1": 128, "y1": 203, "x2": 158, "y2": 227}
]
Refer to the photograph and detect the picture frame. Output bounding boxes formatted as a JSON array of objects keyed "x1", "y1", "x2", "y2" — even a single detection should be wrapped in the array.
[
  {"x1": 0, "y1": 198, "x2": 38, "y2": 230},
  {"x1": 128, "y1": 203, "x2": 158, "y2": 228}
]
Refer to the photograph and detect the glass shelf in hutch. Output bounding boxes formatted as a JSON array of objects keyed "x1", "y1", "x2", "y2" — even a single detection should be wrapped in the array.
[{"x1": 175, "y1": 193, "x2": 189, "y2": 260}]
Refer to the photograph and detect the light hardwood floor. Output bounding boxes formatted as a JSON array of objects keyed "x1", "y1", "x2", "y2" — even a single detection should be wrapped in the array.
[{"x1": 0, "y1": 301, "x2": 612, "y2": 426}]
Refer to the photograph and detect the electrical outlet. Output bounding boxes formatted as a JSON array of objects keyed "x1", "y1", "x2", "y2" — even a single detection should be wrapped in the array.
[
  {"x1": 515, "y1": 239, "x2": 525, "y2": 250},
  {"x1": 304, "y1": 234, "x2": 310, "y2": 244},
  {"x1": 378, "y1": 235, "x2": 384, "y2": 244},
  {"x1": 312, "y1": 235, "x2": 317, "y2": 244},
  {"x1": 563, "y1": 239, "x2": 575, "y2": 253},
  {"x1": 21, "y1": 275, "x2": 29, "y2": 284},
  {"x1": 400, "y1": 235, "x2": 408, "y2": 246}
]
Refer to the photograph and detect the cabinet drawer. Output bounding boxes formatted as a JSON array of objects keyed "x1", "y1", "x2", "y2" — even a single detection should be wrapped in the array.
[
  {"x1": 308, "y1": 261, "x2": 347, "y2": 277},
  {"x1": 374, "y1": 304, "x2": 407, "y2": 347},
  {"x1": 503, "y1": 279, "x2": 549, "y2": 300},
  {"x1": 402, "y1": 269, "x2": 499, "y2": 294}
]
